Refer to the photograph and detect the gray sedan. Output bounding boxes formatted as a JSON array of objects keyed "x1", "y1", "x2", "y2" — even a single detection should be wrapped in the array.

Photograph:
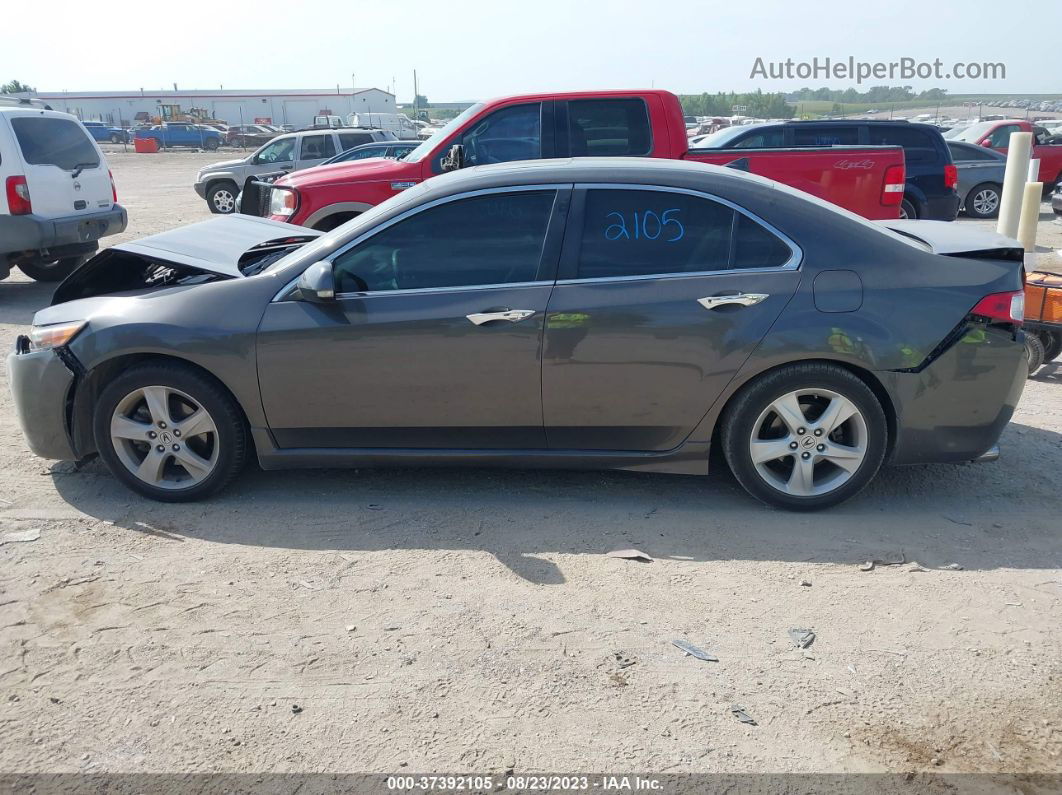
[
  {"x1": 947, "y1": 141, "x2": 1008, "y2": 219},
  {"x1": 9, "y1": 159, "x2": 1027, "y2": 510}
]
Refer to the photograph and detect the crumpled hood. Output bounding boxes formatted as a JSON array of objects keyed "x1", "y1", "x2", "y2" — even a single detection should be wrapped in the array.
[{"x1": 112, "y1": 215, "x2": 319, "y2": 277}]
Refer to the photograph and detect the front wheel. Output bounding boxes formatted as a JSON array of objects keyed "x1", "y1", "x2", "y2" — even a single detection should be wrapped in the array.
[
  {"x1": 18, "y1": 255, "x2": 89, "y2": 282},
  {"x1": 93, "y1": 362, "x2": 248, "y2": 502},
  {"x1": 721, "y1": 363, "x2": 888, "y2": 511},
  {"x1": 110, "y1": 133, "x2": 123, "y2": 144},
  {"x1": 207, "y1": 182, "x2": 238, "y2": 214},
  {"x1": 204, "y1": 138, "x2": 219, "y2": 151}
]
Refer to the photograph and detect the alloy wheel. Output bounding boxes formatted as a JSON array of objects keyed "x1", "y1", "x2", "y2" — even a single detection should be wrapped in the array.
[
  {"x1": 110, "y1": 385, "x2": 219, "y2": 490},
  {"x1": 748, "y1": 388, "x2": 868, "y2": 497},
  {"x1": 972, "y1": 188, "x2": 1000, "y2": 216},
  {"x1": 212, "y1": 189, "x2": 235, "y2": 213}
]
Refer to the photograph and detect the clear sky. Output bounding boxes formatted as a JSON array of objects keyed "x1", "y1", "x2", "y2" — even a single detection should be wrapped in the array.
[{"x1": 6, "y1": 0, "x2": 1058, "y2": 100}]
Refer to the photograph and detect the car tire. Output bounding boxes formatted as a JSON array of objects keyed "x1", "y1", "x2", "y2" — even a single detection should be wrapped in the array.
[
  {"x1": 207, "y1": 182, "x2": 239, "y2": 214},
  {"x1": 1040, "y1": 330, "x2": 1062, "y2": 363},
  {"x1": 93, "y1": 362, "x2": 248, "y2": 502},
  {"x1": 720, "y1": 363, "x2": 888, "y2": 511},
  {"x1": 109, "y1": 133, "x2": 123, "y2": 144},
  {"x1": 1025, "y1": 332, "x2": 1046, "y2": 375},
  {"x1": 965, "y1": 183, "x2": 1002, "y2": 219},
  {"x1": 899, "y1": 198, "x2": 918, "y2": 220},
  {"x1": 17, "y1": 255, "x2": 89, "y2": 282},
  {"x1": 205, "y1": 138, "x2": 219, "y2": 151}
]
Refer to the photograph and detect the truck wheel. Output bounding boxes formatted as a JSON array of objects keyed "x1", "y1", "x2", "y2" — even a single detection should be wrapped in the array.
[
  {"x1": 1039, "y1": 330, "x2": 1061, "y2": 363},
  {"x1": 204, "y1": 138, "x2": 219, "y2": 151},
  {"x1": 1025, "y1": 332, "x2": 1046, "y2": 375},
  {"x1": 18, "y1": 255, "x2": 89, "y2": 282},
  {"x1": 207, "y1": 182, "x2": 238, "y2": 214},
  {"x1": 899, "y1": 198, "x2": 918, "y2": 220},
  {"x1": 965, "y1": 183, "x2": 1002, "y2": 219},
  {"x1": 109, "y1": 133, "x2": 123, "y2": 144}
]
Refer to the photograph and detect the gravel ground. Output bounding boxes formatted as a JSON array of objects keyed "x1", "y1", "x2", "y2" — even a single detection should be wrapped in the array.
[{"x1": 1, "y1": 151, "x2": 1060, "y2": 777}]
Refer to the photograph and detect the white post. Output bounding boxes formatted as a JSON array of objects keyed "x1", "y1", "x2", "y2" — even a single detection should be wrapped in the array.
[
  {"x1": 1028, "y1": 158, "x2": 1041, "y2": 183},
  {"x1": 1017, "y1": 181, "x2": 1043, "y2": 265},
  {"x1": 997, "y1": 131, "x2": 1033, "y2": 239}
]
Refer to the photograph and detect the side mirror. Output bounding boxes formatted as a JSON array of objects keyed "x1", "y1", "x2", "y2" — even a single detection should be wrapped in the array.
[
  {"x1": 981, "y1": 140, "x2": 993, "y2": 147},
  {"x1": 440, "y1": 144, "x2": 466, "y2": 172},
  {"x1": 292, "y1": 261, "x2": 335, "y2": 303}
]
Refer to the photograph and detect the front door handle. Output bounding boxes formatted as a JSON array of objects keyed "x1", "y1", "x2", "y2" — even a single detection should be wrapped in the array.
[
  {"x1": 697, "y1": 293, "x2": 769, "y2": 310},
  {"x1": 466, "y1": 309, "x2": 536, "y2": 325}
]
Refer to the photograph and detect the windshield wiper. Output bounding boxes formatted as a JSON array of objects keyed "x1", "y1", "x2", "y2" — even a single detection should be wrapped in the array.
[{"x1": 70, "y1": 162, "x2": 98, "y2": 178}]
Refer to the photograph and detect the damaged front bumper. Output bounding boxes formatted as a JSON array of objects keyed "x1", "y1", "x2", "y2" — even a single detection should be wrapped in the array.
[
  {"x1": 882, "y1": 325, "x2": 1027, "y2": 466},
  {"x1": 7, "y1": 337, "x2": 78, "y2": 461}
]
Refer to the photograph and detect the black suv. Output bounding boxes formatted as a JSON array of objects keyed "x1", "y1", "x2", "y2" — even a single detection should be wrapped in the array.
[{"x1": 699, "y1": 120, "x2": 960, "y2": 220}]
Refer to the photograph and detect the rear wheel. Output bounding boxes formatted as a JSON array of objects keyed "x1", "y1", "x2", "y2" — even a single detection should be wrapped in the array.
[
  {"x1": 204, "y1": 138, "x2": 219, "y2": 151},
  {"x1": 93, "y1": 362, "x2": 248, "y2": 502},
  {"x1": 1025, "y1": 333, "x2": 1046, "y2": 375},
  {"x1": 721, "y1": 363, "x2": 888, "y2": 511},
  {"x1": 965, "y1": 183, "x2": 1002, "y2": 219},
  {"x1": 1040, "y1": 330, "x2": 1062, "y2": 363},
  {"x1": 18, "y1": 255, "x2": 89, "y2": 282},
  {"x1": 109, "y1": 133, "x2": 123, "y2": 144},
  {"x1": 899, "y1": 198, "x2": 918, "y2": 220},
  {"x1": 207, "y1": 182, "x2": 238, "y2": 214}
]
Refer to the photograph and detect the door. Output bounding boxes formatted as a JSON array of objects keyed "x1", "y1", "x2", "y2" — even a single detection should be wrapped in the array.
[
  {"x1": 251, "y1": 137, "x2": 296, "y2": 176},
  {"x1": 542, "y1": 186, "x2": 802, "y2": 451},
  {"x1": 257, "y1": 186, "x2": 570, "y2": 449},
  {"x1": 296, "y1": 134, "x2": 336, "y2": 169},
  {"x1": 8, "y1": 113, "x2": 112, "y2": 218}
]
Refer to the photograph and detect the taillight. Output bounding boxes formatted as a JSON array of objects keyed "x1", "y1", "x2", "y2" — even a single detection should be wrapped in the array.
[
  {"x1": 881, "y1": 164, "x2": 905, "y2": 206},
  {"x1": 108, "y1": 169, "x2": 117, "y2": 203},
  {"x1": 5, "y1": 176, "x2": 32, "y2": 215},
  {"x1": 970, "y1": 290, "x2": 1024, "y2": 326},
  {"x1": 944, "y1": 163, "x2": 958, "y2": 190}
]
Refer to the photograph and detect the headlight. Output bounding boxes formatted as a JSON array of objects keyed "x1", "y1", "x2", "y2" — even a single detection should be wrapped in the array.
[
  {"x1": 269, "y1": 187, "x2": 297, "y2": 217},
  {"x1": 28, "y1": 321, "x2": 86, "y2": 351}
]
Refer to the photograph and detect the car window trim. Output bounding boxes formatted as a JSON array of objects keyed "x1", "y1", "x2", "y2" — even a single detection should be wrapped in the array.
[
  {"x1": 272, "y1": 183, "x2": 574, "y2": 302},
  {"x1": 554, "y1": 183, "x2": 802, "y2": 284}
]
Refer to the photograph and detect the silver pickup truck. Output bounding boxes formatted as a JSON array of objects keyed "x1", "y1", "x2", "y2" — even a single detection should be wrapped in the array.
[{"x1": 194, "y1": 128, "x2": 396, "y2": 214}]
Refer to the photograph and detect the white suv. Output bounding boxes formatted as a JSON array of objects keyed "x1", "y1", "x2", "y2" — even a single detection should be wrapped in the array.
[{"x1": 0, "y1": 101, "x2": 127, "y2": 281}]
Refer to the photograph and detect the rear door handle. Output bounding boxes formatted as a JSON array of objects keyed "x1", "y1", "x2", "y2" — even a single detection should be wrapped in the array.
[
  {"x1": 697, "y1": 293, "x2": 769, "y2": 310},
  {"x1": 466, "y1": 309, "x2": 536, "y2": 325}
]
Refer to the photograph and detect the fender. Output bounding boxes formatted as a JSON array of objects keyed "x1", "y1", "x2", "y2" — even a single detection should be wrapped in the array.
[{"x1": 303, "y1": 201, "x2": 375, "y2": 228}]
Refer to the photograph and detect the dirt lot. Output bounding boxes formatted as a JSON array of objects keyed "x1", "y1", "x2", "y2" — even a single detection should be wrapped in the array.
[{"x1": 1, "y1": 151, "x2": 1060, "y2": 777}]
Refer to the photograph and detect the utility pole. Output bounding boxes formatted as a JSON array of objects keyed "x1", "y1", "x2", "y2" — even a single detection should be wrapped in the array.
[{"x1": 413, "y1": 69, "x2": 419, "y2": 121}]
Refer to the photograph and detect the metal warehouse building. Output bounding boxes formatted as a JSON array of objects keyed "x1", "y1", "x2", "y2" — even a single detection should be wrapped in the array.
[{"x1": 14, "y1": 88, "x2": 396, "y2": 128}]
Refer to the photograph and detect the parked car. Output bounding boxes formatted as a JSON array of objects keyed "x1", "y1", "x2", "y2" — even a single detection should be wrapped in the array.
[
  {"x1": 82, "y1": 121, "x2": 129, "y2": 144},
  {"x1": 10, "y1": 159, "x2": 1026, "y2": 509},
  {"x1": 194, "y1": 129, "x2": 398, "y2": 214},
  {"x1": 345, "y1": 112, "x2": 421, "y2": 140},
  {"x1": 695, "y1": 119, "x2": 959, "y2": 220},
  {"x1": 946, "y1": 141, "x2": 1008, "y2": 218},
  {"x1": 259, "y1": 90, "x2": 906, "y2": 231},
  {"x1": 947, "y1": 119, "x2": 1062, "y2": 188},
  {"x1": 135, "y1": 123, "x2": 222, "y2": 150},
  {"x1": 322, "y1": 140, "x2": 419, "y2": 165},
  {"x1": 0, "y1": 107, "x2": 126, "y2": 282},
  {"x1": 227, "y1": 125, "x2": 276, "y2": 148},
  {"x1": 1052, "y1": 181, "x2": 1062, "y2": 218}
]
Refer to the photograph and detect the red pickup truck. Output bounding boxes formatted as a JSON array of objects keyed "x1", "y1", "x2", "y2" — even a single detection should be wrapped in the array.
[
  {"x1": 947, "y1": 119, "x2": 1062, "y2": 187},
  {"x1": 262, "y1": 90, "x2": 905, "y2": 230}
]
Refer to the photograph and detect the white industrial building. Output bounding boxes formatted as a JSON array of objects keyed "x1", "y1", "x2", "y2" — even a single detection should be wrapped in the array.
[{"x1": 13, "y1": 88, "x2": 396, "y2": 128}]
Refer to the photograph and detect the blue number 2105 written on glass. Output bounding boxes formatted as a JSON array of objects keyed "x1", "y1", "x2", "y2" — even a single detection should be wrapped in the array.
[{"x1": 605, "y1": 209, "x2": 685, "y2": 242}]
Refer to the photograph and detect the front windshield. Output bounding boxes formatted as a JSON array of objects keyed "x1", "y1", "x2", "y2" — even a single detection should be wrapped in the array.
[
  {"x1": 947, "y1": 121, "x2": 994, "y2": 142},
  {"x1": 403, "y1": 103, "x2": 485, "y2": 163},
  {"x1": 692, "y1": 124, "x2": 761, "y2": 148}
]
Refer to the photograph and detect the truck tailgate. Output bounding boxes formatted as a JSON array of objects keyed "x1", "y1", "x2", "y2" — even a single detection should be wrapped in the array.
[{"x1": 684, "y1": 145, "x2": 904, "y2": 220}]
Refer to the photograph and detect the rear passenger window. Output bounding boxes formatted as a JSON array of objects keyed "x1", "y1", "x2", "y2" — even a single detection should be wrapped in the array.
[
  {"x1": 300, "y1": 135, "x2": 335, "y2": 159},
  {"x1": 339, "y1": 132, "x2": 372, "y2": 149},
  {"x1": 568, "y1": 99, "x2": 652, "y2": 156},
  {"x1": 869, "y1": 126, "x2": 938, "y2": 164},
  {"x1": 731, "y1": 129, "x2": 785, "y2": 149},
  {"x1": 792, "y1": 126, "x2": 859, "y2": 146},
  {"x1": 576, "y1": 189, "x2": 791, "y2": 279},
  {"x1": 11, "y1": 117, "x2": 99, "y2": 171}
]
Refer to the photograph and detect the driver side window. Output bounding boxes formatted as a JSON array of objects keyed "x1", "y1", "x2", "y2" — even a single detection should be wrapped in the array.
[
  {"x1": 332, "y1": 191, "x2": 556, "y2": 294},
  {"x1": 460, "y1": 103, "x2": 542, "y2": 167},
  {"x1": 255, "y1": 138, "x2": 295, "y2": 164}
]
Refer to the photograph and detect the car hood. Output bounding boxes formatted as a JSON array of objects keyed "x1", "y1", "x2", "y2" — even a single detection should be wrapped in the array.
[
  {"x1": 200, "y1": 157, "x2": 247, "y2": 173},
  {"x1": 279, "y1": 157, "x2": 417, "y2": 188},
  {"x1": 110, "y1": 215, "x2": 318, "y2": 277},
  {"x1": 878, "y1": 220, "x2": 1022, "y2": 257}
]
